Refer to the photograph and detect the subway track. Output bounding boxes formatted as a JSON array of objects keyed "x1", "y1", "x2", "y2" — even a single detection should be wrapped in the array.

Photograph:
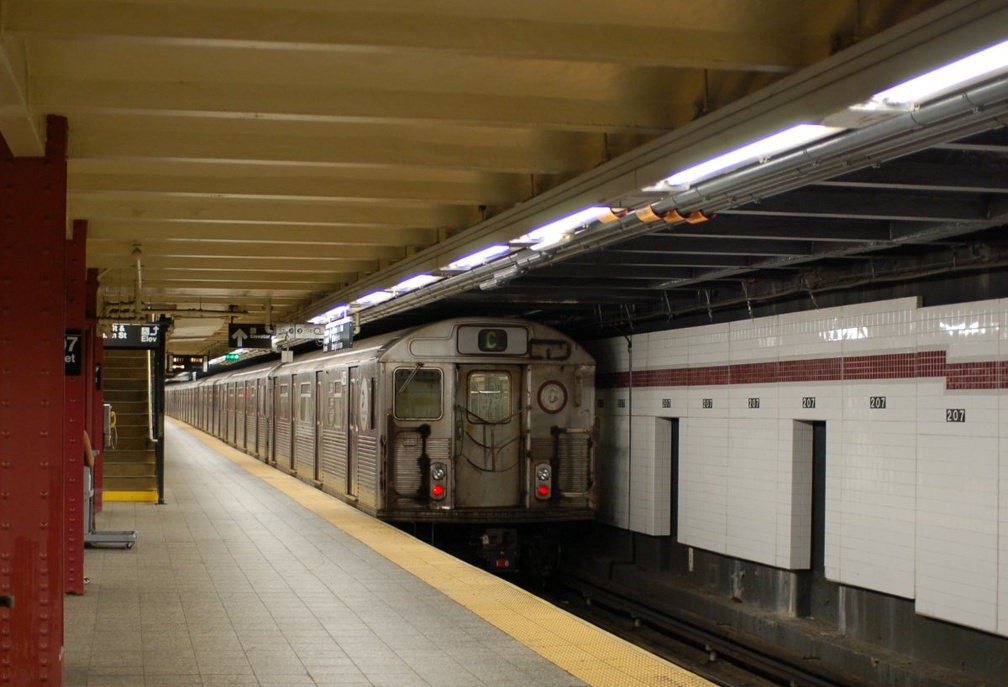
[{"x1": 531, "y1": 572, "x2": 870, "y2": 687}]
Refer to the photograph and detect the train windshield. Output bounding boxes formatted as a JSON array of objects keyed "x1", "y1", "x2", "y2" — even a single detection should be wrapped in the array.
[
  {"x1": 466, "y1": 371, "x2": 512, "y2": 424},
  {"x1": 394, "y1": 367, "x2": 443, "y2": 419}
]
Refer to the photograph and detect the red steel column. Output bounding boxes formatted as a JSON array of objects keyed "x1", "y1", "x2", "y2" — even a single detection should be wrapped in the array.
[
  {"x1": 0, "y1": 116, "x2": 68, "y2": 685},
  {"x1": 64, "y1": 220, "x2": 87, "y2": 595}
]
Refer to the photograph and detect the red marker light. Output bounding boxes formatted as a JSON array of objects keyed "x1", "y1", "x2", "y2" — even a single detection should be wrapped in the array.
[
  {"x1": 431, "y1": 484, "x2": 445, "y2": 498},
  {"x1": 537, "y1": 485, "x2": 550, "y2": 497}
]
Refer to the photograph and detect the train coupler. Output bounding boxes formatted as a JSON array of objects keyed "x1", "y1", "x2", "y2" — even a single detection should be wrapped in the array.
[{"x1": 476, "y1": 528, "x2": 519, "y2": 573}]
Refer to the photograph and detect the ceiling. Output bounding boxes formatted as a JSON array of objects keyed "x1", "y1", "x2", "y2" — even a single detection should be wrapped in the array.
[{"x1": 4, "y1": 0, "x2": 1008, "y2": 355}]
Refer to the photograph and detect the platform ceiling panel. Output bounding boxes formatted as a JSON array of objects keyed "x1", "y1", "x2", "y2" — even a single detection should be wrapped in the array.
[{"x1": 5, "y1": 0, "x2": 1002, "y2": 355}]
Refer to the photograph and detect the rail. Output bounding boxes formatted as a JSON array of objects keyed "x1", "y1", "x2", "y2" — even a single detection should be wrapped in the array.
[{"x1": 553, "y1": 573, "x2": 872, "y2": 687}]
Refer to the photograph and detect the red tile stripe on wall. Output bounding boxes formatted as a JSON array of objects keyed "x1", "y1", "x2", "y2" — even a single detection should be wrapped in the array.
[{"x1": 598, "y1": 350, "x2": 1006, "y2": 390}]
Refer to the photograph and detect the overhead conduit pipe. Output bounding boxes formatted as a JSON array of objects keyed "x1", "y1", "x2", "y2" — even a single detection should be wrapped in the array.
[
  {"x1": 359, "y1": 72, "x2": 1008, "y2": 325},
  {"x1": 132, "y1": 244, "x2": 143, "y2": 317}
]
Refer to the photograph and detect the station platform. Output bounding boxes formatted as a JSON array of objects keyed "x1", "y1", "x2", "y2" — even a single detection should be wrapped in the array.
[{"x1": 64, "y1": 419, "x2": 712, "y2": 687}]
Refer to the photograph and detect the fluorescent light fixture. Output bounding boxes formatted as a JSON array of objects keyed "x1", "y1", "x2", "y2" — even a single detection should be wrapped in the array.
[
  {"x1": 446, "y1": 244, "x2": 510, "y2": 271},
  {"x1": 646, "y1": 124, "x2": 843, "y2": 191},
  {"x1": 513, "y1": 206, "x2": 614, "y2": 250},
  {"x1": 870, "y1": 38, "x2": 1008, "y2": 107},
  {"x1": 309, "y1": 304, "x2": 350, "y2": 324},
  {"x1": 392, "y1": 273, "x2": 441, "y2": 293},
  {"x1": 353, "y1": 290, "x2": 394, "y2": 307}
]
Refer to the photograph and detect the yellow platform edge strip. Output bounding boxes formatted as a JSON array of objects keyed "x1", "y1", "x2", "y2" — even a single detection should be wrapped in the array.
[
  {"x1": 101, "y1": 490, "x2": 158, "y2": 503},
  {"x1": 173, "y1": 419, "x2": 714, "y2": 687}
]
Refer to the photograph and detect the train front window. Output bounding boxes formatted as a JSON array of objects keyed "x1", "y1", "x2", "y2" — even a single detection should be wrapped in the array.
[
  {"x1": 394, "y1": 367, "x2": 442, "y2": 420},
  {"x1": 467, "y1": 371, "x2": 511, "y2": 424}
]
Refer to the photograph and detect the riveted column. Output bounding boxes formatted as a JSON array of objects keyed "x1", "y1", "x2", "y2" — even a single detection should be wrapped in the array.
[
  {"x1": 0, "y1": 116, "x2": 68, "y2": 685},
  {"x1": 64, "y1": 220, "x2": 87, "y2": 595}
]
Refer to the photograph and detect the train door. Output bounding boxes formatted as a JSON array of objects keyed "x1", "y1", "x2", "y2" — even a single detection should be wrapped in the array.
[
  {"x1": 236, "y1": 381, "x2": 246, "y2": 448},
  {"x1": 346, "y1": 366, "x2": 360, "y2": 498},
  {"x1": 455, "y1": 364, "x2": 522, "y2": 508},
  {"x1": 275, "y1": 376, "x2": 293, "y2": 469},
  {"x1": 314, "y1": 371, "x2": 324, "y2": 483},
  {"x1": 246, "y1": 381, "x2": 257, "y2": 453}
]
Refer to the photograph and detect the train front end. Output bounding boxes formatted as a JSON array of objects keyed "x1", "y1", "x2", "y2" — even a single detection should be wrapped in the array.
[{"x1": 383, "y1": 320, "x2": 597, "y2": 572}]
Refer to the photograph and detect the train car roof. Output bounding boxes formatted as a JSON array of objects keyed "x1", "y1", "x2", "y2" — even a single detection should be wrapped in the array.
[{"x1": 275, "y1": 317, "x2": 594, "y2": 372}]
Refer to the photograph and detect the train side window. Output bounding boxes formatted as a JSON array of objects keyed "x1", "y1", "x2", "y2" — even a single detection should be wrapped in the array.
[
  {"x1": 332, "y1": 379, "x2": 344, "y2": 430},
  {"x1": 467, "y1": 371, "x2": 511, "y2": 424},
  {"x1": 394, "y1": 367, "x2": 442, "y2": 420},
  {"x1": 298, "y1": 382, "x2": 312, "y2": 422},
  {"x1": 278, "y1": 383, "x2": 290, "y2": 420}
]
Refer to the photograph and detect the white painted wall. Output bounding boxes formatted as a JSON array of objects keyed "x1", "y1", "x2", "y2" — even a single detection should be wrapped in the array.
[{"x1": 591, "y1": 296, "x2": 1008, "y2": 637}]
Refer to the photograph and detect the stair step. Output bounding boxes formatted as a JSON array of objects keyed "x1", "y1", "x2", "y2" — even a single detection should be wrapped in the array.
[
  {"x1": 104, "y1": 462, "x2": 155, "y2": 477},
  {"x1": 103, "y1": 476, "x2": 158, "y2": 492}
]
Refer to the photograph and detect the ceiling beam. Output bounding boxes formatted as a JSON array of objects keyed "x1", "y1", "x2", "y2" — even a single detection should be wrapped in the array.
[
  {"x1": 38, "y1": 77, "x2": 688, "y2": 135},
  {"x1": 7, "y1": 0, "x2": 819, "y2": 72},
  {"x1": 69, "y1": 123, "x2": 617, "y2": 175},
  {"x1": 85, "y1": 220, "x2": 440, "y2": 247},
  {"x1": 69, "y1": 195, "x2": 480, "y2": 229}
]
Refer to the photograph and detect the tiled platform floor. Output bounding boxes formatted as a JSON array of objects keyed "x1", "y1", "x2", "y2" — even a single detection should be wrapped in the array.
[{"x1": 64, "y1": 420, "x2": 710, "y2": 687}]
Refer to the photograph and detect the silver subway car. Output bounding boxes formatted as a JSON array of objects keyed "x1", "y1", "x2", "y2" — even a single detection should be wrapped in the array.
[{"x1": 167, "y1": 318, "x2": 598, "y2": 572}]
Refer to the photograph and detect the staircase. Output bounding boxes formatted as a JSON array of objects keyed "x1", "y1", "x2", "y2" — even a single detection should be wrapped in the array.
[{"x1": 102, "y1": 349, "x2": 158, "y2": 501}]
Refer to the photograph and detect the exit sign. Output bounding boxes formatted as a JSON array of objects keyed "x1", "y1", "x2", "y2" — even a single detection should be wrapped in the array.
[{"x1": 224, "y1": 352, "x2": 240, "y2": 362}]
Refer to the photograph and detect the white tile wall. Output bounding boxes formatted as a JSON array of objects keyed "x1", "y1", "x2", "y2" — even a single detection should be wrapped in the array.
[
  {"x1": 726, "y1": 415, "x2": 779, "y2": 564},
  {"x1": 834, "y1": 383, "x2": 917, "y2": 599},
  {"x1": 686, "y1": 322, "x2": 730, "y2": 366},
  {"x1": 729, "y1": 316, "x2": 780, "y2": 363},
  {"x1": 628, "y1": 417, "x2": 674, "y2": 536},
  {"x1": 839, "y1": 300, "x2": 918, "y2": 355},
  {"x1": 781, "y1": 420, "x2": 813, "y2": 570},
  {"x1": 593, "y1": 296, "x2": 1008, "y2": 638},
  {"x1": 679, "y1": 415, "x2": 728, "y2": 554},
  {"x1": 917, "y1": 299, "x2": 1001, "y2": 362},
  {"x1": 916, "y1": 425, "x2": 998, "y2": 631},
  {"x1": 1000, "y1": 392, "x2": 1008, "y2": 637}
]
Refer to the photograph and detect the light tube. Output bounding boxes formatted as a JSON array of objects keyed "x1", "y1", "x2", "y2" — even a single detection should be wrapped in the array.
[
  {"x1": 446, "y1": 244, "x2": 510, "y2": 270},
  {"x1": 647, "y1": 124, "x2": 843, "y2": 190},
  {"x1": 870, "y1": 38, "x2": 1008, "y2": 107},
  {"x1": 392, "y1": 273, "x2": 441, "y2": 293},
  {"x1": 353, "y1": 290, "x2": 394, "y2": 307},
  {"x1": 513, "y1": 206, "x2": 613, "y2": 250},
  {"x1": 309, "y1": 304, "x2": 350, "y2": 324}
]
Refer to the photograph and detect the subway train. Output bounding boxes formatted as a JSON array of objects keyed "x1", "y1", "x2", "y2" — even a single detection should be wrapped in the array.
[{"x1": 166, "y1": 317, "x2": 598, "y2": 573}]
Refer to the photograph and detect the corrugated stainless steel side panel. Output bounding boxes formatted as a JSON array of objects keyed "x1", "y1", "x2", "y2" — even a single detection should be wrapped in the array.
[
  {"x1": 533, "y1": 434, "x2": 592, "y2": 493},
  {"x1": 357, "y1": 434, "x2": 378, "y2": 507},
  {"x1": 319, "y1": 429, "x2": 342, "y2": 489},
  {"x1": 294, "y1": 426, "x2": 315, "y2": 479},
  {"x1": 393, "y1": 434, "x2": 449, "y2": 496},
  {"x1": 244, "y1": 414, "x2": 256, "y2": 452},
  {"x1": 275, "y1": 421, "x2": 291, "y2": 464},
  {"x1": 256, "y1": 419, "x2": 269, "y2": 460}
]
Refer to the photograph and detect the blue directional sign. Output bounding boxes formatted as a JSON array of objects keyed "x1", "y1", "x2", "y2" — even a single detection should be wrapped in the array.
[{"x1": 227, "y1": 323, "x2": 274, "y2": 349}]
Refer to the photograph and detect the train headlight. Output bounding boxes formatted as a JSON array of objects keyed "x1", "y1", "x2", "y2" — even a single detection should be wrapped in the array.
[
  {"x1": 430, "y1": 462, "x2": 448, "y2": 501},
  {"x1": 534, "y1": 462, "x2": 552, "y2": 500}
]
